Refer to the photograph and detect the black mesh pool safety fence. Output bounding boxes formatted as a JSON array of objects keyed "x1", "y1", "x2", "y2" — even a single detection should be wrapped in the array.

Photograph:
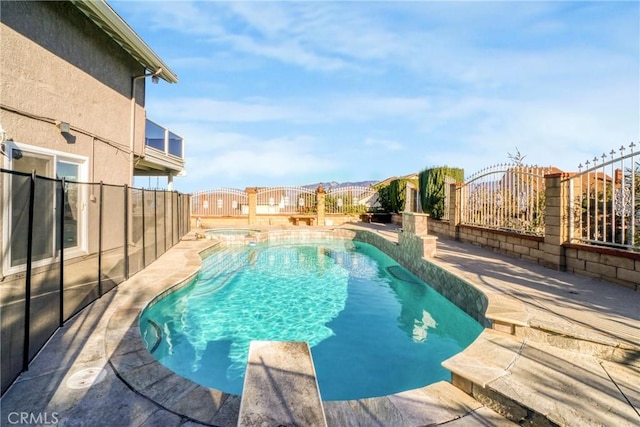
[{"x1": 0, "y1": 169, "x2": 191, "y2": 395}]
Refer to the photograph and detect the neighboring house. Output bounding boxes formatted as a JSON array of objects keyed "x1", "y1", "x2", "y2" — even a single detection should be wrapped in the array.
[{"x1": 0, "y1": 0, "x2": 184, "y2": 275}]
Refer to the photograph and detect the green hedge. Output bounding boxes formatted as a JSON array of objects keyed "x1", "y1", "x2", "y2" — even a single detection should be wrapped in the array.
[
  {"x1": 418, "y1": 167, "x2": 464, "y2": 219},
  {"x1": 373, "y1": 182, "x2": 392, "y2": 212},
  {"x1": 389, "y1": 178, "x2": 406, "y2": 213},
  {"x1": 375, "y1": 178, "x2": 418, "y2": 213}
]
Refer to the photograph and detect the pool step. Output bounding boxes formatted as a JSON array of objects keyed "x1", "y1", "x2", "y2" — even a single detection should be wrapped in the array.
[
  {"x1": 200, "y1": 247, "x2": 247, "y2": 275},
  {"x1": 196, "y1": 247, "x2": 253, "y2": 289},
  {"x1": 238, "y1": 341, "x2": 327, "y2": 427},
  {"x1": 442, "y1": 329, "x2": 640, "y2": 426},
  {"x1": 323, "y1": 381, "x2": 516, "y2": 426}
]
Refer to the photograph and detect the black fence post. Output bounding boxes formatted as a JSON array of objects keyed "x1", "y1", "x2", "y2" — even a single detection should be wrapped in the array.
[
  {"x1": 141, "y1": 188, "x2": 146, "y2": 268},
  {"x1": 23, "y1": 171, "x2": 36, "y2": 371},
  {"x1": 124, "y1": 184, "x2": 129, "y2": 280},
  {"x1": 98, "y1": 181, "x2": 104, "y2": 297},
  {"x1": 59, "y1": 178, "x2": 65, "y2": 326}
]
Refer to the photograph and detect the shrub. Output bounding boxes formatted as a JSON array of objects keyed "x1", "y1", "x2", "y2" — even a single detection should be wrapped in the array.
[
  {"x1": 419, "y1": 167, "x2": 464, "y2": 219},
  {"x1": 373, "y1": 182, "x2": 392, "y2": 212}
]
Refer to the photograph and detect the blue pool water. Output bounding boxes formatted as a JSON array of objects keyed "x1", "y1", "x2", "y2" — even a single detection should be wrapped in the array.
[{"x1": 140, "y1": 239, "x2": 483, "y2": 400}]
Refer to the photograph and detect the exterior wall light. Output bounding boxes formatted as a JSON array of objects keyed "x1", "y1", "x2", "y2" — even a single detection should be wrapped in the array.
[
  {"x1": 56, "y1": 121, "x2": 76, "y2": 143},
  {"x1": 57, "y1": 121, "x2": 71, "y2": 134}
]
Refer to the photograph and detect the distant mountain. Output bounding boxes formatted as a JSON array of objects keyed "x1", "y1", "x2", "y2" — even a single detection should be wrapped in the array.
[{"x1": 301, "y1": 180, "x2": 378, "y2": 190}]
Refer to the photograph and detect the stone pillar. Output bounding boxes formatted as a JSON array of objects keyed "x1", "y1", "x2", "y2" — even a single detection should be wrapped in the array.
[
  {"x1": 449, "y1": 183, "x2": 461, "y2": 240},
  {"x1": 402, "y1": 212, "x2": 429, "y2": 236},
  {"x1": 543, "y1": 173, "x2": 575, "y2": 270},
  {"x1": 406, "y1": 181, "x2": 420, "y2": 212},
  {"x1": 316, "y1": 185, "x2": 325, "y2": 226},
  {"x1": 400, "y1": 212, "x2": 437, "y2": 258},
  {"x1": 246, "y1": 187, "x2": 257, "y2": 226}
]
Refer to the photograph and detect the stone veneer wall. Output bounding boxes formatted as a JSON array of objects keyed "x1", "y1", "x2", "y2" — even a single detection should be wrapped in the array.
[
  {"x1": 349, "y1": 229, "x2": 490, "y2": 327},
  {"x1": 564, "y1": 244, "x2": 639, "y2": 291},
  {"x1": 457, "y1": 226, "x2": 546, "y2": 265},
  {"x1": 426, "y1": 219, "x2": 451, "y2": 238},
  {"x1": 428, "y1": 219, "x2": 546, "y2": 266},
  {"x1": 428, "y1": 214, "x2": 639, "y2": 290}
]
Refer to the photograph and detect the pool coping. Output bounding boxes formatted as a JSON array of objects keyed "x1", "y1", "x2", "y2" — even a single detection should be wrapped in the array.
[
  {"x1": 104, "y1": 227, "x2": 507, "y2": 426},
  {"x1": 103, "y1": 225, "x2": 640, "y2": 426},
  {"x1": 4, "y1": 223, "x2": 637, "y2": 426}
]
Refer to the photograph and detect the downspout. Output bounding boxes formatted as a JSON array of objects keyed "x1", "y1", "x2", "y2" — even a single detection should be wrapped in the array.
[{"x1": 129, "y1": 68, "x2": 162, "y2": 186}]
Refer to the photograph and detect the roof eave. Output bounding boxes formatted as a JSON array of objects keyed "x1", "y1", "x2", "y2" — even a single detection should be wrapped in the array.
[{"x1": 70, "y1": 0, "x2": 178, "y2": 84}]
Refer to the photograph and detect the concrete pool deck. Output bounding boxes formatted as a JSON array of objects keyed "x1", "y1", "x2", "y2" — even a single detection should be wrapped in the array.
[{"x1": 1, "y1": 224, "x2": 638, "y2": 426}]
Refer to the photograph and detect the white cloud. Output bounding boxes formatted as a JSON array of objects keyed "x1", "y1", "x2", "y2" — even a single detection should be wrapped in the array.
[
  {"x1": 149, "y1": 95, "x2": 431, "y2": 125},
  {"x1": 364, "y1": 138, "x2": 404, "y2": 151},
  {"x1": 150, "y1": 98, "x2": 301, "y2": 123},
  {"x1": 183, "y1": 134, "x2": 342, "y2": 190},
  {"x1": 112, "y1": 1, "x2": 639, "y2": 191}
]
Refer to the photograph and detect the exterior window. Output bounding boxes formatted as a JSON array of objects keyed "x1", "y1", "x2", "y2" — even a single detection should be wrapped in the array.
[
  {"x1": 9, "y1": 151, "x2": 55, "y2": 267},
  {"x1": 57, "y1": 161, "x2": 80, "y2": 249},
  {"x1": 3, "y1": 143, "x2": 87, "y2": 273}
]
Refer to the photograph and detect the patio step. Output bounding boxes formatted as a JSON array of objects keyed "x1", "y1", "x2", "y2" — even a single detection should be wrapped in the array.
[
  {"x1": 484, "y1": 292, "x2": 640, "y2": 367},
  {"x1": 238, "y1": 341, "x2": 327, "y2": 427},
  {"x1": 442, "y1": 329, "x2": 640, "y2": 427},
  {"x1": 323, "y1": 381, "x2": 516, "y2": 426}
]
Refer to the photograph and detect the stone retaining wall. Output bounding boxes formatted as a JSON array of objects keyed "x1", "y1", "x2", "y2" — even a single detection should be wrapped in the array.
[
  {"x1": 427, "y1": 214, "x2": 639, "y2": 290},
  {"x1": 428, "y1": 219, "x2": 546, "y2": 264},
  {"x1": 424, "y1": 178, "x2": 640, "y2": 290},
  {"x1": 351, "y1": 228, "x2": 489, "y2": 327},
  {"x1": 564, "y1": 244, "x2": 640, "y2": 291}
]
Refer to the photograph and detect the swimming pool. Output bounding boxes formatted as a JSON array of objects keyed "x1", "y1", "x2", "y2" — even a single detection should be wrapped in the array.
[{"x1": 140, "y1": 238, "x2": 483, "y2": 400}]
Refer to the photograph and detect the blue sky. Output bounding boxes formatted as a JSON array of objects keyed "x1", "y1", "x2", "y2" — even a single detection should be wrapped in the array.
[{"x1": 115, "y1": 1, "x2": 640, "y2": 193}]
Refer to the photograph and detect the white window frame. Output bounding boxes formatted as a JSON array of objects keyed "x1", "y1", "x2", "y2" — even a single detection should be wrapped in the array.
[{"x1": 2, "y1": 141, "x2": 89, "y2": 275}]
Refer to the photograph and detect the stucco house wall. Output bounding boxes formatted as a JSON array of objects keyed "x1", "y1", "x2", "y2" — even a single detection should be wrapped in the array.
[
  {"x1": 0, "y1": 1, "x2": 185, "y2": 395},
  {"x1": 0, "y1": 0, "x2": 147, "y2": 185}
]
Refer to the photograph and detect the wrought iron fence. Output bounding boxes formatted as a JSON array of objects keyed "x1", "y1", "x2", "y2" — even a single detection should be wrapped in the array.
[
  {"x1": 325, "y1": 186, "x2": 378, "y2": 214},
  {"x1": 191, "y1": 188, "x2": 249, "y2": 217},
  {"x1": 566, "y1": 142, "x2": 639, "y2": 250},
  {"x1": 0, "y1": 168, "x2": 190, "y2": 395},
  {"x1": 459, "y1": 164, "x2": 551, "y2": 236},
  {"x1": 256, "y1": 187, "x2": 317, "y2": 214}
]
